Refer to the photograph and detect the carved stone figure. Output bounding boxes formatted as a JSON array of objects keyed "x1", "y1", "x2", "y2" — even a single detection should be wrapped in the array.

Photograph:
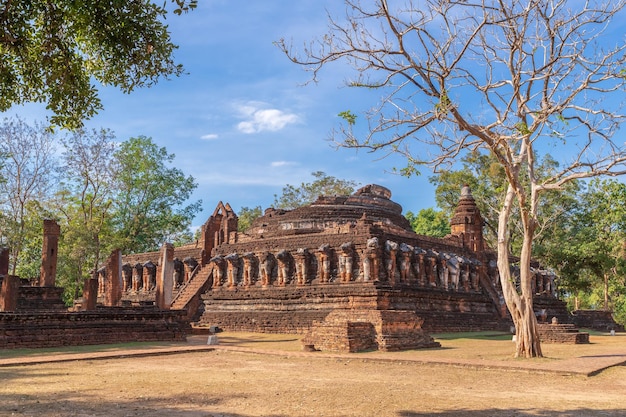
[
  {"x1": 385, "y1": 240, "x2": 399, "y2": 284},
  {"x1": 259, "y1": 252, "x2": 274, "y2": 286},
  {"x1": 426, "y1": 250, "x2": 438, "y2": 287},
  {"x1": 142, "y1": 261, "x2": 156, "y2": 291},
  {"x1": 173, "y1": 258, "x2": 184, "y2": 288},
  {"x1": 132, "y1": 263, "x2": 142, "y2": 291},
  {"x1": 339, "y1": 242, "x2": 354, "y2": 283},
  {"x1": 276, "y1": 250, "x2": 291, "y2": 286},
  {"x1": 316, "y1": 244, "x2": 331, "y2": 283},
  {"x1": 362, "y1": 237, "x2": 380, "y2": 282},
  {"x1": 97, "y1": 267, "x2": 106, "y2": 295},
  {"x1": 294, "y1": 248, "x2": 309, "y2": 285},
  {"x1": 122, "y1": 263, "x2": 132, "y2": 292},
  {"x1": 225, "y1": 253, "x2": 239, "y2": 288},
  {"x1": 470, "y1": 260, "x2": 479, "y2": 291},
  {"x1": 460, "y1": 259, "x2": 470, "y2": 292},
  {"x1": 210, "y1": 255, "x2": 225, "y2": 288},
  {"x1": 446, "y1": 255, "x2": 460, "y2": 291},
  {"x1": 438, "y1": 253, "x2": 449, "y2": 290},
  {"x1": 399, "y1": 243, "x2": 412, "y2": 283},
  {"x1": 413, "y1": 247, "x2": 426, "y2": 286},
  {"x1": 242, "y1": 252, "x2": 256, "y2": 287},
  {"x1": 183, "y1": 257, "x2": 198, "y2": 284}
]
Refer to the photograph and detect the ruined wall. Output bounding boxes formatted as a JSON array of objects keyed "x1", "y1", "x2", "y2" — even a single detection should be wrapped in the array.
[{"x1": 0, "y1": 308, "x2": 190, "y2": 349}]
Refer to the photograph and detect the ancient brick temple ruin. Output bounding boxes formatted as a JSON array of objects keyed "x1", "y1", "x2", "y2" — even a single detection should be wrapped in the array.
[
  {"x1": 2, "y1": 184, "x2": 605, "y2": 351},
  {"x1": 113, "y1": 184, "x2": 571, "y2": 352}
]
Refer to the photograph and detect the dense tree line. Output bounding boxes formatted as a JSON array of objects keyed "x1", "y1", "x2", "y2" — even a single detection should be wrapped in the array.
[{"x1": 0, "y1": 117, "x2": 200, "y2": 302}]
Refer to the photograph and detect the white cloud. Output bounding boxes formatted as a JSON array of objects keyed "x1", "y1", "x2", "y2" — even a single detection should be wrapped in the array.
[
  {"x1": 235, "y1": 103, "x2": 299, "y2": 134},
  {"x1": 200, "y1": 133, "x2": 219, "y2": 140},
  {"x1": 271, "y1": 161, "x2": 297, "y2": 167}
]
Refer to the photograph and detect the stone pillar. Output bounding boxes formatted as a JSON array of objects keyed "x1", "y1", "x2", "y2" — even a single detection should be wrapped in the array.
[
  {"x1": 156, "y1": 243, "x2": 174, "y2": 309},
  {"x1": 104, "y1": 249, "x2": 122, "y2": 306},
  {"x1": 40, "y1": 219, "x2": 61, "y2": 287},
  {"x1": 82, "y1": 276, "x2": 99, "y2": 311},
  {"x1": 0, "y1": 275, "x2": 20, "y2": 311},
  {"x1": 0, "y1": 247, "x2": 9, "y2": 277}
]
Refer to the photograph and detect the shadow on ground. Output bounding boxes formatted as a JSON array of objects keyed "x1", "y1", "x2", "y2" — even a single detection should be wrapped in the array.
[{"x1": 1, "y1": 389, "x2": 624, "y2": 417}]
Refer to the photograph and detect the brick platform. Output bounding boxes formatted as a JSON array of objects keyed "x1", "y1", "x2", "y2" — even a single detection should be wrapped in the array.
[
  {"x1": 303, "y1": 309, "x2": 440, "y2": 352},
  {"x1": 538, "y1": 323, "x2": 589, "y2": 344},
  {"x1": 0, "y1": 308, "x2": 190, "y2": 349}
]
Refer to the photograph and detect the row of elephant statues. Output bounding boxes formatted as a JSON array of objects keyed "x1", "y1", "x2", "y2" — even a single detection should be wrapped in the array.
[{"x1": 207, "y1": 237, "x2": 486, "y2": 291}]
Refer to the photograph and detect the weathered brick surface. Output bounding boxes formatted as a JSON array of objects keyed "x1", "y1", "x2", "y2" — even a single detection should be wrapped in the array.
[
  {"x1": 0, "y1": 308, "x2": 190, "y2": 349},
  {"x1": 303, "y1": 309, "x2": 440, "y2": 352},
  {"x1": 571, "y1": 310, "x2": 625, "y2": 332},
  {"x1": 16, "y1": 286, "x2": 66, "y2": 311},
  {"x1": 537, "y1": 323, "x2": 589, "y2": 344},
  {"x1": 199, "y1": 282, "x2": 509, "y2": 335},
  {"x1": 533, "y1": 297, "x2": 572, "y2": 324}
]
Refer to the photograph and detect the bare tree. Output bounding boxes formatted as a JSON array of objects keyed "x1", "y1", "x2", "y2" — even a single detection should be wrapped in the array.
[
  {"x1": 0, "y1": 117, "x2": 57, "y2": 274},
  {"x1": 278, "y1": 0, "x2": 626, "y2": 357}
]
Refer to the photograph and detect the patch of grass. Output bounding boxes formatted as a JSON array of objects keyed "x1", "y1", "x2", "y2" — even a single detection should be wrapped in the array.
[
  {"x1": 432, "y1": 331, "x2": 513, "y2": 341},
  {"x1": 0, "y1": 340, "x2": 181, "y2": 359}
]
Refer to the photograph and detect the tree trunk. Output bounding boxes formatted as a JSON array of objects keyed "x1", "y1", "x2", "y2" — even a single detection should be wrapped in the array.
[
  {"x1": 603, "y1": 273, "x2": 609, "y2": 310},
  {"x1": 497, "y1": 184, "x2": 543, "y2": 358}
]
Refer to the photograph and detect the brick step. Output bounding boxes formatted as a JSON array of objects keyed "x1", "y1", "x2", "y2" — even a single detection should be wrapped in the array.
[{"x1": 171, "y1": 267, "x2": 213, "y2": 311}]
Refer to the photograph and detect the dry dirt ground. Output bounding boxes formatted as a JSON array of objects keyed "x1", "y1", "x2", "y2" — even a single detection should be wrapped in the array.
[{"x1": 0, "y1": 331, "x2": 625, "y2": 417}]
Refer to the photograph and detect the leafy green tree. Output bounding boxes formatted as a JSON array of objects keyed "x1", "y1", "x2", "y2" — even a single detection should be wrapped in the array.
[
  {"x1": 405, "y1": 208, "x2": 450, "y2": 238},
  {"x1": 12, "y1": 200, "x2": 50, "y2": 282},
  {"x1": 238, "y1": 206, "x2": 263, "y2": 233},
  {"x1": 0, "y1": 1, "x2": 196, "y2": 129},
  {"x1": 273, "y1": 171, "x2": 358, "y2": 210},
  {"x1": 430, "y1": 151, "x2": 580, "y2": 256},
  {"x1": 280, "y1": 1, "x2": 626, "y2": 357},
  {"x1": 111, "y1": 136, "x2": 201, "y2": 254},
  {"x1": 542, "y1": 179, "x2": 626, "y2": 322},
  {"x1": 0, "y1": 117, "x2": 57, "y2": 274}
]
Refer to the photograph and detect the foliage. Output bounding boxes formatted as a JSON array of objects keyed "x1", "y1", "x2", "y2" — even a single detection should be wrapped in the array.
[
  {"x1": 0, "y1": 119, "x2": 202, "y2": 302},
  {"x1": 52, "y1": 129, "x2": 117, "y2": 299},
  {"x1": 0, "y1": 1, "x2": 193, "y2": 129},
  {"x1": 12, "y1": 201, "x2": 50, "y2": 281},
  {"x1": 0, "y1": 117, "x2": 57, "y2": 274},
  {"x1": 429, "y1": 151, "x2": 580, "y2": 255},
  {"x1": 273, "y1": 171, "x2": 358, "y2": 210},
  {"x1": 540, "y1": 179, "x2": 626, "y2": 324},
  {"x1": 405, "y1": 208, "x2": 450, "y2": 238},
  {"x1": 280, "y1": 1, "x2": 626, "y2": 357},
  {"x1": 111, "y1": 136, "x2": 201, "y2": 254},
  {"x1": 238, "y1": 206, "x2": 263, "y2": 233}
]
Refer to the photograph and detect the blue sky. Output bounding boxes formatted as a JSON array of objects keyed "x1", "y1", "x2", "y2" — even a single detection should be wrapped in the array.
[{"x1": 3, "y1": 1, "x2": 437, "y2": 229}]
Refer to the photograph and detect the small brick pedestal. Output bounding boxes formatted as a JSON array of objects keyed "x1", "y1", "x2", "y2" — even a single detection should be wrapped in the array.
[{"x1": 303, "y1": 309, "x2": 440, "y2": 352}]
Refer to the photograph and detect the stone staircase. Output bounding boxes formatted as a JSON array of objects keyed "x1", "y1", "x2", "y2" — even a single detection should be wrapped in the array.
[{"x1": 170, "y1": 265, "x2": 213, "y2": 320}]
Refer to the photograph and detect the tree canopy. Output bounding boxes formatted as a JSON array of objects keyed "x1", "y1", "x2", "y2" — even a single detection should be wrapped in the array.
[
  {"x1": 405, "y1": 208, "x2": 450, "y2": 238},
  {"x1": 540, "y1": 179, "x2": 626, "y2": 323},
  {"x1": 0, "y1": 118, "x2": 200, "y2": 301},
  {"x1": 237, "y1": 206, "x2": 263, "y2": 233},
  {"x1": 280, "y1": 0, "x2": 626, "y2": 357},
  {"x1": 0, "y1": 0, "x2": 196, "y2": 129},
  {"x1": 111, "y1": 136, "x2": 201, "y2": 254},
  {"x1": 273, "y1": 171, "x2": 358, "y2": 210}
]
